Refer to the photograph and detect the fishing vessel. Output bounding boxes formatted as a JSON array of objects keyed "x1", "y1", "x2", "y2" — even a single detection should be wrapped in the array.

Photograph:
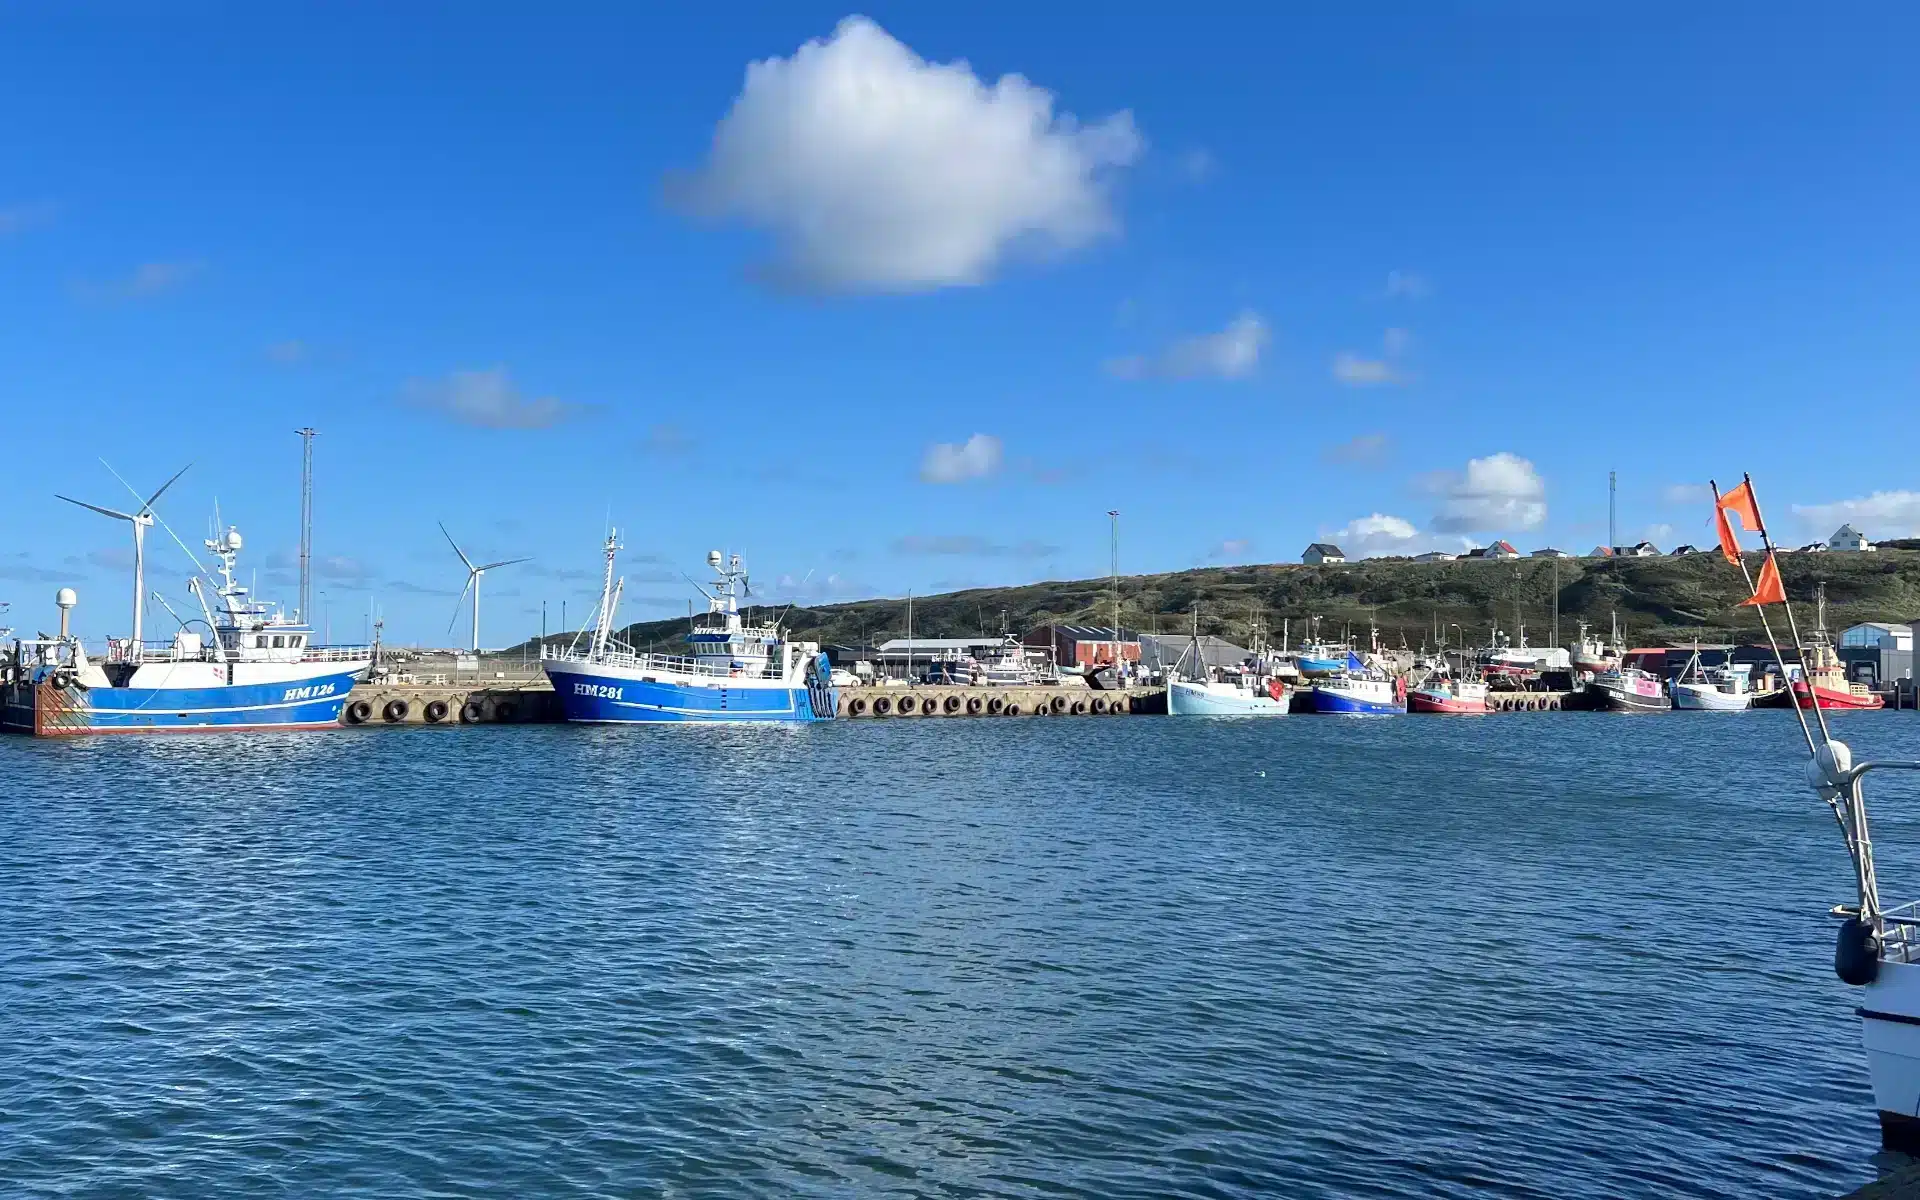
[
  {"x1": 2, "y1": 472, "x2": 371, "y2": 734},
  {"x1": 1406, "y1": 663, "x2": 1490, "y2": 714},
  {"x1": 1584, "y1": 662, "x2": 1671, "y2": 712},
  {"x1": 1791, "y1": 585, "x2": 1885, "y2": 710},
  {"x1": 1310, "y1": 651, "x2": 1407, "y2": 715},
  {"x1": 977, "y1": 639, "x2": 1041, "y2": 686},
  {"x1": 1669, "y1": 645, "x2": 1758, "y2": 711},
  {"x1": 1570, "y1": 617, "x2": 1620, "y2": 676},
  {"x1": 540, "y1": 534, "x2": 835, "y2": 723}
]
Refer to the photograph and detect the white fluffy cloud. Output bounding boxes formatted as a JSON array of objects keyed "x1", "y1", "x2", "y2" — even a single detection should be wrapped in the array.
[
  {"x1": 1107, "y1": 312, "x2": 1268, "y2": 380},
  {"x1": 1431, "y1": 452, "x2": 1547, "y2": 532},
  {"x1": 919, "y1": 433, "x2": 1003, "y2": 483},
  {"x1": 405, "y1": 367, "x2": 579, "y2": 430},
  {"x1": 1322, "y1": 513, "x2": 1473, "y2": 559},
  {"x1": 1793, "y1": 491, "x2": 1920, "y2": 538},
  {"x1": 669, "y1": 17, "x2": 1142, "y2": 293}
]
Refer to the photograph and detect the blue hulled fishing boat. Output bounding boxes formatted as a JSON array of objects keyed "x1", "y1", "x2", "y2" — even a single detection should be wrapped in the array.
[
  {"x1": 541, "y1": 533, "x2": 835, "y2": 724},
  {"x1": 2, "y1": 469, "x2": 371, "y2": 735}
]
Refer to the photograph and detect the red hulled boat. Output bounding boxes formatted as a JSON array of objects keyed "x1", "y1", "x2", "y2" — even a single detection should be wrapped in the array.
[{"x1": 1792, "y1": 585, "x2": 1885, "y2": 710}]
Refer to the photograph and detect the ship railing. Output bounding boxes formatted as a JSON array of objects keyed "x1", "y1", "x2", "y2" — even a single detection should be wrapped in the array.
[
  {"x1": 299, "y1": 646, "x2": 375, "y2": 663},
  {"x1": 1875, "y1": 900, "x2": 1920, "y2": 963},
  {"x1": 544, "y1": 643, "x2": 783, "y2": 680}
]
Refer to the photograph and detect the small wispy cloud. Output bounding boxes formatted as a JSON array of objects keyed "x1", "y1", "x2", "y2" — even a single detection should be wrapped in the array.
[
  {"x1": 1331, "y1": 353, "x2": 1402, "y2": 386},
  {"x1": 1207, "y1": 538, "x2": 1251, "y2": 561},
  {"x1": 1321, "y1": 432, "x2": 1391, "y2": 466},
  {"x1": 892, "y1": 534, "x2": 1059, "y2": 558},
  {"x1": 920, "y1": 433, "x2": 1003, "y2": 483},
  {"x1": 0, "y1": 200, "x2": 57, "y2": 236},
  {"x1": 1383, "y1": 270, "x2": 1430, "y2": 299},
  {"x1": 265, "y1": 340, "x2": 309, "y2": 365},
  {"x1": 1662, "y1": 483, "x2": 1712, "y2": 505},
  {"x1": 1107, "y1": 312, "x2": 1268, "y2": 381},
  {"x1": 404, "y1": 366, "x2": 582, "y2": 430},
  {"x1": 1332, "y1": 328, "x2": 1411, "y2": 387},
  {"x1": 72, "y1": 260, "x2": 204, "y2": 302},
  {"x1": 640, "y1": 424, "x2": 692, "y2": 457}
]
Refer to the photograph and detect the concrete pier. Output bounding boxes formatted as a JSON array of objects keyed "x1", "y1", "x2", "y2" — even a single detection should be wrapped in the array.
[
  {"x1": 340, "y1": 680, "x2": 560, "y2": 725},
  {"x1": 838, "y1": 685, "x2": 1164, "y2": 718}
]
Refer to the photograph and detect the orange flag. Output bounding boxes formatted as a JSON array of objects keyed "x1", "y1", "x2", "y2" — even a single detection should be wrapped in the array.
[
  {"x1": 1739, "y1": 551, "x2": 1786, "y2": 607},
  {"x1": 1715, "y1": 481, "x2": 1763, "y2": 564}
]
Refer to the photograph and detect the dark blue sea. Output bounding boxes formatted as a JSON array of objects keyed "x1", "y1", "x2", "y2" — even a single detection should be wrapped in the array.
[{"x1": 5, "y1": 711, "x2": 1919, "y2": 1198}]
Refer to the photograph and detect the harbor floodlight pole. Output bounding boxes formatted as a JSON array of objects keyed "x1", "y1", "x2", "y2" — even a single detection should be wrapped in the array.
[
  {"x1": 1109, "y1": 510, "x2": 1120, "y2": 679},
  {"x1": 296, "y1": 427, "x2": 316, "y2": 622},
  {"x1": 56, "y1": 462, "x2": 190, "y2": 657},
  {"x1": 1608, "y1": 469, "x2": 1617, "y2": 554},
  {"x1": 440, "y1": 521, "x2": 529, "y2": 653}
]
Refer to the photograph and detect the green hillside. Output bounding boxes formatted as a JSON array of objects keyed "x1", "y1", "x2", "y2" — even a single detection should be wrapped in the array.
[{"x1": 591, "y1": 550, "x2": 1920, "y2": 653}]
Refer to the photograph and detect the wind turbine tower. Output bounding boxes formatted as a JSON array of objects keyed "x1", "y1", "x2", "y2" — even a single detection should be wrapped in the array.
[
  {"x1": 56, "y1": 464, "x2": 191, "y2": 653},
  {"x1": 439, "y1": 522, "x2": 529, "y2": 652}
]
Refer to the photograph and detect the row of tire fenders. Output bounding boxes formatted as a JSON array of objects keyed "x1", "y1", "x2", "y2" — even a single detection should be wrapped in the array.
[
  {"x1": 342, "y1": 697, "x2": 514, "y2": 725},
  {"x1": 844, "y1": 693, "x2": 1134, "y2": 718}
]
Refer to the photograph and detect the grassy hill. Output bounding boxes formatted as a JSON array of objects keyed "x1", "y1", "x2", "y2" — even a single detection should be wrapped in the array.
[{"x1": 584, "y1": 550, "x2": 1920, "y2": 654}]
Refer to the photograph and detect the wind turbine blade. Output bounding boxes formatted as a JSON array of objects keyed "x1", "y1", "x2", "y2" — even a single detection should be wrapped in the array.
[
  {"x1": 56, "y1": 494, "x2": 135, "y2": 521},
  {"x1": 448, "y1": 575, "x2": 474, "y2": 636},
  {"x1": 143, "y1": 462, "x2": 193, "y2": 512},
  {"x1": 476, "y1": 557, "x2": 529, "y2": 571},
  {"x1": 439, "y1": 521, "x2": 475, "y2": 571}
]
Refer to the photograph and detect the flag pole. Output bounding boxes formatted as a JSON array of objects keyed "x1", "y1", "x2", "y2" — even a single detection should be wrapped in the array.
[
  {"x1": 1739, "y1": 471, "x2": 1832, "y2": 746},
  {"x1": 1713, "y1": 478, "x2": 1818, "y2": 757}
]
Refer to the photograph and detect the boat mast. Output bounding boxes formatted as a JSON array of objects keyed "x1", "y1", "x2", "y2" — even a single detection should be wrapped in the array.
[{"x1": 590, "y1": 527, "x2": 621, "y2": 659}]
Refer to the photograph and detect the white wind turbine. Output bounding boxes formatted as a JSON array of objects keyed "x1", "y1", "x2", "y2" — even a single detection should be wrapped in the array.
[
  {"x1": 440, "y1": 522, "x2": 528, "y2": 652},
  {"x1": 56, "y1": 463, "x2": 191, "y2": 654}
]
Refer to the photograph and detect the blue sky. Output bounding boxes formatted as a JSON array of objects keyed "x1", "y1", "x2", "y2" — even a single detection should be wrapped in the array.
[{"x1": 3, "y1": 4, "x2": 1916, "y2": 645}]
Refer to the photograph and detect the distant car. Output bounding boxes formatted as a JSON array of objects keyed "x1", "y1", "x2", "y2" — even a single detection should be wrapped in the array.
[{"x1": 829, "y1": 668, "x2": 860, "y2": 688}]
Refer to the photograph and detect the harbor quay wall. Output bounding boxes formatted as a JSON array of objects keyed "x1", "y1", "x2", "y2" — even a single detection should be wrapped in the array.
[
  {"x1": 340, "y1": 681, "x2": 560, "y2": 725},
  {"x1": 839, "y1": 686, "x2": 1165, "y2": 718},
  {"x1": 334, "y1": 681, "x2": 1588, "y2": 724}
]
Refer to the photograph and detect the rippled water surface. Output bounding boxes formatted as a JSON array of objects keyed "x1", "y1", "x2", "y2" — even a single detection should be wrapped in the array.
[{"x1": 6, "y1": 712, "x2": 1920, "y2": 1197}]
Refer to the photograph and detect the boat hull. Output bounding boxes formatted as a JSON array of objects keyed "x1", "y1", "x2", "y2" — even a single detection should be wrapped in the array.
[
  {"x1": 1860, "y1": 959, "x2": 1920, "y2": 1152},
  {"x1": 1407, "y1": 688, "x2": 1487, "y2": 714},
  {"x1": 1671, "y1": 683, "x2": 1752, "y2": 711},
  {"x1": 1310, "y1": 684, "x2": 1405, "y2": 715},
  {"x1": 543, "y1": 658, "x2": 834, "y2": 723},
  {"x1": 1792, "y1": 681, "x2": 1886, "y2": 710},
  {"x1": 1167, "y1": 679, "x2": 1290, "y2": 717},
  {"x1": 1585, "y1": 681, "x2": 1672, "y2": 712},
  {"x1": 1, "y1": 667, "x2": 365, "y2": 736}
]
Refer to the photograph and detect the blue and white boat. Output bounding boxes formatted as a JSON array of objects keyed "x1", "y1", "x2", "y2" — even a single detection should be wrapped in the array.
[
  {"x1": 1310, "y1": 652, "x2": 1407, "y2": 715},
  {"x1": 541, "y1": 534, "x2": 835, "y2": 724},
  {"x1": 2, "y1": 485, "x2": 371, "y2": 735}
]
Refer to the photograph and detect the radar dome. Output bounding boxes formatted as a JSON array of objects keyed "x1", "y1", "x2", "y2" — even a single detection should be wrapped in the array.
[
  {"x1": 707, "y1": 550, "x2": 723, "y2": 569},
  {"x1": 224, "y1": 527, "x2": 244, "y2": 551},
  {"x1": 55, "y1": 587, "x2": 77, "y2": 609}
]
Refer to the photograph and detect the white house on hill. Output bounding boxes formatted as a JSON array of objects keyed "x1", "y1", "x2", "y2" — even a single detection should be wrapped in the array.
[
  {"x1": 1303, "y1": 543, "x2": 1346, "y2": 565},
  {"x1": 1829, "y1": 524, "x2": 1874, "y2": 552}
]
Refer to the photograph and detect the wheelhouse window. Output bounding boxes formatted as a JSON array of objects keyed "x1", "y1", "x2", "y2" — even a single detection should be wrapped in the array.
[
  {"x1": 271, "y1": 635, "x2": 285, "y2": 648},
  {"x1": 256, "y1": 636, "x2": 268, "y2": 648}
]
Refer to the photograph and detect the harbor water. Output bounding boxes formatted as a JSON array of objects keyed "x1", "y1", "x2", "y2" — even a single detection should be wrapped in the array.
[{"x1": 4, "y1": 713, "x2": 1918, "y2": 1197}]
